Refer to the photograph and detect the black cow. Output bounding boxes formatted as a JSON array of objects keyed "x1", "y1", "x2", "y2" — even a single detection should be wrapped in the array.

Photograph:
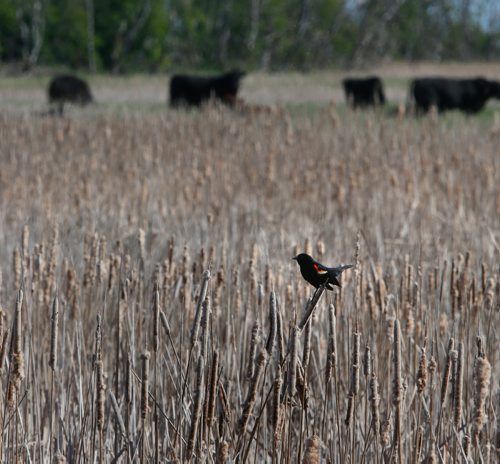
[
  {"x1": 411, "y1": 77, "x2": 500, "y2": 114},
  {"x1": 169, "y1": 70, "x2": 245, "y2": 108},
  {"x1": 48, "y1": 75, "x2": 93, "y2": 115},
  {"x1": 342, "y1": 77, "x2": 386, "y2": 108}
]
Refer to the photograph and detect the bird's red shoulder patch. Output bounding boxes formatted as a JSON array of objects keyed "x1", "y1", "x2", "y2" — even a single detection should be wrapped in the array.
[{"x1": 313, "y1": 263, "x2": 328, "y2": 274}]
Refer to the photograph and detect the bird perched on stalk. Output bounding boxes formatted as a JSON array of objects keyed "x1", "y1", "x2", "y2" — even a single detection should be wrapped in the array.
[{"x1": 293, "y1": 253, "x2": 353, "y2": 290}]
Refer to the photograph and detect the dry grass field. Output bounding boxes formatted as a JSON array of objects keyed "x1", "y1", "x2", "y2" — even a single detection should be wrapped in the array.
[{"x1": 0, "y1": 67, "x2": 499, "y2": 462}]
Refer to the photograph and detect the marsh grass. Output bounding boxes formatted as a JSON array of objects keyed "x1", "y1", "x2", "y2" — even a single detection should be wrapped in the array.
[{"x1": 0, "y1": 94, "x2": 498, "y2": 462}]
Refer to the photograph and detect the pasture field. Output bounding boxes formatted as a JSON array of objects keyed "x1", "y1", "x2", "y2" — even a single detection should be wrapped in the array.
[{"x1": 0, "y1": 67, "x2": 499, "y2": 462}]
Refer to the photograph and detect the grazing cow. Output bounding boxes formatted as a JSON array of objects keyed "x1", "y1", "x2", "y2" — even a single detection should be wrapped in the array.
[
  {"x1": 169, "y1": 70, "x2": 245, "y2": 108},
  {"x1": 342, "y1": 77, "x2": 386, "y2": 108},
  {"x1": 48, "y1": 75, "x2": 93, "y2": 115},
  {"x1": 411, "y1": 77, "x2": 500, "y2": 114}
]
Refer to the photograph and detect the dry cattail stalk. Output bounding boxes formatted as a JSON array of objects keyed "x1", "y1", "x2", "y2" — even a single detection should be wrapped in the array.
[
  {"x1": 22, "y1": 225, "x2": 29, "y2": 270},
  {"x1": 325, "y1": 304, "x2": 336, "y2": 384},
  {"x1": 440, "y1": 338, "x2": 455, "y2": 407},
  {"x1": 472, "y1": 346, "x2": 491, "y2": 440},
  {"x1": 109, "y1": 390, "x2": 127, "y2": 439},
  {"x1": 416, "y1": 346, "x2": 428, "y2": 395},
  {"x1": 276, "y1": 302, "x2": 285, "y2": 363},
  {"x1": 302, "y1": 435, "x2": 320, "y2": 464},
  {"x1": 141, "y1": 351, "x2": 151, "y2": 421},
  {"x1": 49, "y1": 297, "x2": 59, "y2": 371},
  {"x1": 453, "y1": 342, "x2": 464, "y2": 429},
  {"x1": 13, "y1": 247, "x2": 22, "y2": 289},
  {"x1": 298, "y1": 285, "x2": 326, "y2": 331},
  {"x1": 369, "y1": 370, "x2": 380, "y2": 436},
  {"x1": 200, "y1": 296, "x2": 212, "y2": 359},
  {"x1": 190, "y1": 269, "x2": 211, "y2": 347},
  {"x1": 272, "y1": 365, "x2": 283, "y2": 448},
  {"x1": 266, "y1": 291, "x2": 277, "y2": 356},
  {"x1": 392, "y1": 318, "x2": 402, "y2": 456},
  {"x1": 363, "y1": 345, "x2": 372, "y2": 379},
  {"x1": 302, "y1": 316, "x2": 312, "y2": 371},
  {"x1": 216, "y1": 440, "x2": 229, "y2": 464},
  {"x1": 206, "y1": 350, "x2": 219, "y2": 431},
  {"x1": 96, "y1": 359, "x2": 105, "y2": 431},
  {"x1": 288, "y1": 325, "x2": 299, "y2": 397},
  {"x1": 7, "y1": 289, "x2": 25, "y2": 409},
  {"x1": 238, "y1": 351, "x2": 267, "y2": 435},
  {"x1": 246, "y1": 322, "x2": 260, "y2": 380},
  {"x1": 350, "y1": 330, "x2": 361, "y2": 396},
  {"x1": 187, "y1": 356, "x2": 205, "y2": 459}
]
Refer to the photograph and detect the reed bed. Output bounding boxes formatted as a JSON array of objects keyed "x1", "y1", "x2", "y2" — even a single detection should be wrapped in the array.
[{"x1": 0, "y1": 103, "x2": 498, "y2": 462}]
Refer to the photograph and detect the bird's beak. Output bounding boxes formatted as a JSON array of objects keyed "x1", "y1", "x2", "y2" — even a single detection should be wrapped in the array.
[{"x1": 292, "y1": 256, "x2": 298, "y2": 261}]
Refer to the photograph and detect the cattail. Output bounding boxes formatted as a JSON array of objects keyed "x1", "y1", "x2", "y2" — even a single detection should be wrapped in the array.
[
  {"x1": 272, "y1": 365, "x2": 283, "y2": 448},
  {"x1": 392, "y1": 318, "x2": 402, "y2": 456},
  {"x1": 316, "y1": 241, "x2": 325, "y2": 259},
  {"x1": 276, "y1": 302, "x2": 285, "y2": 363},
  {"x1": 141, "y1": 351, "x2": 151, "y2": 421},
  {"x1": 187, "y1": 356, "x2": 204, "y2": 459},
  {"x1": 13, "y1": 247, "x2": 22, "y2": 289},
  {"x1": 206, "y1": 351, "x2": 219, "y2": 430},
  {"x1": 350, "y1": 330, "x2": 361, "y2": 396},
  {"x1": 109, "y1": 390, "x2": 127, "y2": 438},
  {"x1": 302, "y1": 316, "x2": 312, "y2": 371},
  {"x1": 96, "y1": 359, "x2": 105, "y2": 431},
  {"x1": 367, "y1": 283, "x2": 378, "y2": 320},
  {"x1": 344, "y1": 394, "x2": 354, "y2": 426},
  {"x1": 7, "y1": 289, "x2": 24, "y2": 409},
  {"x1": 200, "y1": 296, "x2": 211, "y2": 359},
  {"x1": 126, "y1": 352, "x2": 133, "y2": 406},
  {"x1": 296, "y1": 363, "x2": 309, "y2": 409},
  {"x1": 288, "y1": 325, "x2": 299, "y2": 397},
  {"x1": 440, "y1": 338, "x2": 454, "y2": 406},
  {"x1": 363, "y1": 345, "x2": 372, "y2": 379},
  {"x1": 325, "y1": 304, "x2": 336, "y2": 384},
  {"x1": 302, "y1": 435, "x2": 320, "y2": 464},
  {"x1": 416, "y1": 346, "x2": 428, "y2": 394},
  {"x1": 247, "y1": 322, "x2": 260, "y2": 380},
  {"x1": 462, "y1": 434, "x2": 471, "y2": 461},
  {"x1": 49, "y1": 297, "x2": 59, "y2": 371},
  {"x1": 138, "y1": 228, "x2": 146, "y2": 263},
  {"x1": 453, "y1": 342, "x2": 464, "y2": 429},
  {"x1": 22, "y1": 225, "x2": 29, "y2": 270},
  {"x1": 216, "y1": 440, "x2": 229, "y2": 464},
  {"x1": 239, "y1": 351, "x2": 267, "y2": 434},
  {"x1": 369, "y1": 370, "x2": 380, "y2": 436},
  {"x1": 298, "y1": 285, "x2": 326, "y2": 331},
  {"x1": 304, "y1": 238, "x2": 312, "y2": 256},
  {"x1": 190, "y1": 269, "x2": 210, "y2": 347},
  {"x1": 472, "y1": 352, "x2": 491, "y2": 439},
  {"x1": 266, "y1": 291, "x2": 277, "y2": 356}
]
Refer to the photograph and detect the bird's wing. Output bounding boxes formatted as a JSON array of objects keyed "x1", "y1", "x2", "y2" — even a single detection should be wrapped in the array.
[{"x1": 313, "y1": 263, "x2": 329, "y2": 275}]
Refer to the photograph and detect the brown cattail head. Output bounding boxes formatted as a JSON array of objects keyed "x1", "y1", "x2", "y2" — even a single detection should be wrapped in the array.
[
  {"x1": 288, "y1": 325, "x2": 299, "y2": 398},
  {"x1": 247, "y1": 322, "x2": 260, "y2": 380},
  {"x1": 96, "y1": 359, "x2": 105, "y2": 431},
  {"x1": 472, "y1": 349, "x2": 491, "y2": 440},
  {"x1": 302, "y1": 434, "x2": 321, "y2": 464},
  {"x1": 440, "y1": 338, "x2": 454, "y2": 406},
  {"x1": 49, "y1": 296, "x2": 59, "y2": 371},
  {"x1": 417, "y1": 346, "x2": 428, "y2": 395},
  {"x1": 141, "y1": 351, "x2": 151, "y2": 421},
  {"x1": 272, "y1": 364, "x2": 283, "y2": 448},
  {"x1": 266, "y1": 291, "x2": 277, "y2": 356},
  {"x1": 453, "y1": 343, "x2": 464, "y2": 429},
  {"x1": 369, "y1": 370, "x2": 381, "y2": 436}
]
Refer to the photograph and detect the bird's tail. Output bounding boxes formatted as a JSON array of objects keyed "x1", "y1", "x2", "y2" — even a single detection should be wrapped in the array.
[{"x1": 337, "y1": 264, "x2": 354, "y2": 273}]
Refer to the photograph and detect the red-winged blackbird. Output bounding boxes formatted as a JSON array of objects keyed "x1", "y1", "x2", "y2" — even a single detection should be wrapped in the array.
[{"x1": 293, "y1": 253, "x2": 353, "y2": 290}]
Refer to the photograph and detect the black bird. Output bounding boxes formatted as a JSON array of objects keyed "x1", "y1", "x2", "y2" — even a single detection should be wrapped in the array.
[{"x1": 293, "y1": 253, "x2": 353, "y2": 290}]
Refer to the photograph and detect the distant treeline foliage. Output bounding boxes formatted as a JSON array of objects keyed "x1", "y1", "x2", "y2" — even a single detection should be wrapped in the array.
[{"x1": 1, "y1": 0, "x2": 499, "y2": 72}]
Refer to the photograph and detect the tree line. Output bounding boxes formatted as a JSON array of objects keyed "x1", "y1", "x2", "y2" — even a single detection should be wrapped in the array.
[{"x1": 1, "y1": 0, "x2": 498, "y2": 72}]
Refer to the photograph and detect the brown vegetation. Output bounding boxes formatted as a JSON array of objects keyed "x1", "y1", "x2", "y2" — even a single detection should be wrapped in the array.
[{"x1": 0, "y1": 102, "x2": 498, "y2": 462}]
